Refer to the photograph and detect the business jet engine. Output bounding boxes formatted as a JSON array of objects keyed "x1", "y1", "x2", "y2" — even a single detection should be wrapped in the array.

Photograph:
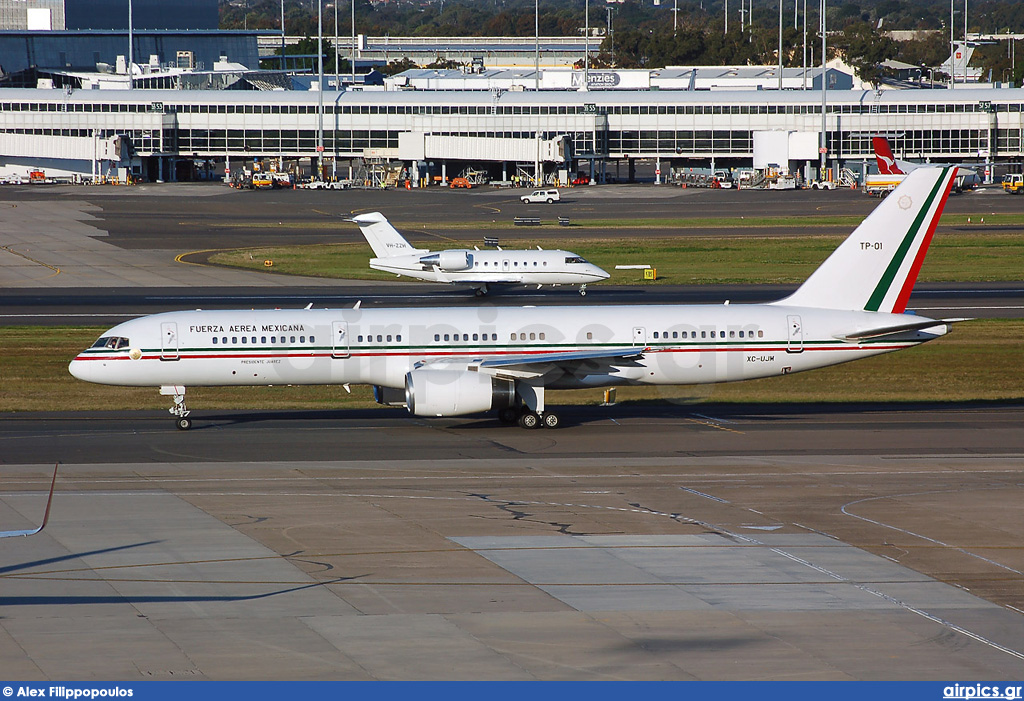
[
  {"x1": 418, "y1": 251, "x2": 472, "y2": 271},
  {"x1": 405, "y1": 368, "x2": 514, "y2": 417}
]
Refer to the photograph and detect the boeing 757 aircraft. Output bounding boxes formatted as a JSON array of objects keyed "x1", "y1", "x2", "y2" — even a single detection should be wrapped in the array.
[
  {"x1": 70, "y1": 168, "x2": 961, "y2": 430},
  {"x1": 351, "y1": 211, "x2": 609, "y2": 296}
]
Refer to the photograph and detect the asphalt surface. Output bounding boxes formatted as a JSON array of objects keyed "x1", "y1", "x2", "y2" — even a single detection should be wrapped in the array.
[{"x1": 2, "y1": 180, "x2": 1024, "y2": 681}]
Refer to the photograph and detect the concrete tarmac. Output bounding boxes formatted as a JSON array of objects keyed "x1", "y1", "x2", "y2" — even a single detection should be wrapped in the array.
[{"x1": 3, "y1": 182, "x2": 1024, "y2": 680}]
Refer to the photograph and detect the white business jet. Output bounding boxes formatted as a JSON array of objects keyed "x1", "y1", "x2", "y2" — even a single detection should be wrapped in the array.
[
  {"x1": 351, "y1": 211, "x2": 609, "y2": 296},
  {"x1": 70, "y1": 168, "x2": 963, "y2": 430}
]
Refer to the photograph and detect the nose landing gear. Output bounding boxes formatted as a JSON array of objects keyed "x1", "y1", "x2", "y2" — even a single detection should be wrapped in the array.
[{"x1": 161, "y1": 385, "x2": 192, "y2": 430}]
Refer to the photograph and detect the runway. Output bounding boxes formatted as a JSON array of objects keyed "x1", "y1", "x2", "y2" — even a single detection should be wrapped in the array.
[{"x1": 2, "y1": 182, "x2": 1024, "y2": 680}]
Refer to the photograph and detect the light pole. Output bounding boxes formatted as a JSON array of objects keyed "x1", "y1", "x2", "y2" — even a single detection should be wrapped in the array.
[
  {"x1": 280, "y1": 0, "x2": 286, "y2": 71},
  {"x1": 351, "y1": 0, "x2": 356, "y2": 82},
  {"x1": 317, "y1": 0, "x2": 324, "y2": 181},
  {"x1": 534, "y1": 0, "x2": 539, "y2": 90},
  {"x1": 819, "y1": 0, "x2": 827, "y2": 180},
  {"x1": 127, "y1": 0, "x2": 133, "y2": 90},
  {"x1": 778, "y1": 0, "x2": 783, "y2": 90},
  {"x1": 334, "y1": 0, "x2": 339, "y2": 89},
  {"x1": 584, "y1": 0, "x2": 589, "y2": 85},
  {"x1": 950, "y1": 0, "x2": 954, "y2": 88},
  {"x1": 802, "y1": 0, "x2": 807, "y2": 88},
  {"x1": 963, "y1": 0, "x2": 968, "y2": 86}
]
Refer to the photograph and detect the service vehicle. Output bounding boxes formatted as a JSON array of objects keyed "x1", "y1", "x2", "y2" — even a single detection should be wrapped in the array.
[{"x1": 520, "y1": 189, "x2": 560, "y2": 204}]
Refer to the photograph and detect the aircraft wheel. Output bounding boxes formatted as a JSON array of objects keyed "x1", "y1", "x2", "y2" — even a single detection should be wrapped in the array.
[
  {"x1": 579, "y1": 287, "x2": 587, "y2": 296},
  {"x1": 176, "y1": 417, "x2": 192, "y2": 431},
  {"x1": 498, "y1": 407, "x2": 520, "y2": 424},
  {"x1": 541, "y1": 411, "x2": 560, "y2": 429},
  {"x1": 518, "y1": 412, "x2": 540, "y2": 429}
]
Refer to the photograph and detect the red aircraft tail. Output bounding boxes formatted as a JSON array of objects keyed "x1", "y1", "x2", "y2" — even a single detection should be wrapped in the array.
[{"x1": 872, "y1": 136, "x2": 904, "y2": 175}]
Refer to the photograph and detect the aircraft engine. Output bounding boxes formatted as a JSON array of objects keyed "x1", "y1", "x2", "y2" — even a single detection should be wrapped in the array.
[
  {"x1": 405, "y1": 368, "x2": 514, "y2": 417},
  {"x1": 419, "y1": 251, "x2": 471, "y2": 271}
]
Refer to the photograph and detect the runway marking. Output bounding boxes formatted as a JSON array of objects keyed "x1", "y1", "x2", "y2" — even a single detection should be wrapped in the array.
[
  {"x1": 841, "y1": 489, "x2": 1024, "y2": 576},
  {"x1": 0, "y1": 245, "x2": 61, "y2": 279},
  {"x1": 691, "y1": 412, "x2": 737, "y2": 425},
  {"x1": 683, "y1": 415, "x2": 745, "y2": 434},
  {"x1": 679, "y1": 487, "x2": 730, "y2": 503}
]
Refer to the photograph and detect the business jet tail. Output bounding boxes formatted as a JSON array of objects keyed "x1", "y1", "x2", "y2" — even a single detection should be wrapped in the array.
[
  {"x1": 773, "y1": 166, "x2": 957, "y2": 313},
  {"x1": 350, "y1": 212, "x2": 427, "y2": 258}
]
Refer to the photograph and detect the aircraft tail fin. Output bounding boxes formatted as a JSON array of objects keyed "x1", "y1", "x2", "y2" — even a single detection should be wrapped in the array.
[
  {"x1": 773, "y1": 167, "x2": 957, "y2": 313},
  {"x1": 872, "y1": 136, "x2": 904, "y2": 175},
  {"x1": 350, "y1": 212, "x2": 425, "y2": 258}
]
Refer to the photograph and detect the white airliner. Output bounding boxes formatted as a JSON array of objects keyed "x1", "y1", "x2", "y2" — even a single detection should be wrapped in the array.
[
  {"x1": 868, "y1": 136, "x2": 981, "y2": 195},
  {"x1": 351, "y1": 211, "x2": 609, "y2": 296},
  {"x1": 70, "y1": 168, "x2": 962, "y2": 430}
]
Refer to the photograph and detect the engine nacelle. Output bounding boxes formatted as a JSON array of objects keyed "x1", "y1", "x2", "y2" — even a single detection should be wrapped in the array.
[
  {"x1": 419, "y1": 250, "x2": 471, "y2": 271},
  {"x1": 405, "y1": 368, "x2": 514, "y2": 417}
]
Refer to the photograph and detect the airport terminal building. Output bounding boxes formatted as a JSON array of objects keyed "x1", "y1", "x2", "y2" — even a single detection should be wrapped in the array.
[{"x1": 0, "y1": 83, "x2": 1019, "y2": 183}]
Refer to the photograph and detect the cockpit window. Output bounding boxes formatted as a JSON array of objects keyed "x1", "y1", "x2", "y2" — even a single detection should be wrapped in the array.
[
  {"x1": 91, "y1": 336, "x2": 129, "y2": 349},
  {"x1": 565, "y1": 256, "x2": 587, "y2": 264}
]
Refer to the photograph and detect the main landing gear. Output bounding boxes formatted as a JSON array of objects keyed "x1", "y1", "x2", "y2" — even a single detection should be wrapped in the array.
[
  {"x1": 497, "y1": 406, "x2": 561, "y2": 429},
  {"x1": 474, "y1": 284, "x2": 490, "y2": 297},
  {"x1": 161, "y1": 385, "x2": 192, "y2": 430}
]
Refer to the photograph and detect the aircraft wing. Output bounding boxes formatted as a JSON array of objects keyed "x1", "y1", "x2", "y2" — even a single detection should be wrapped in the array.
[
  {"x1": 420, "y1": 346, "x2": 647, "y2": 379},
  {"x1": 834, "y1": 318, "x2": 970, "y2": 342}
]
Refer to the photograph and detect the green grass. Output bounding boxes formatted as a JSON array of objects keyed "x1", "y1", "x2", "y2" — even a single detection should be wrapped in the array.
[
  {"x1": 208, "y1": 232, "x2": 1024, "y2": 285},
  {"x1": 3, "y1": 321, "x2": 1021, "y2": 413}
]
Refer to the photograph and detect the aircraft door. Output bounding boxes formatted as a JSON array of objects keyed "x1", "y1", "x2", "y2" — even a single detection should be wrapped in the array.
[
  {"x1": 332, "y1": 321, "x2": 350, "y2": 359},
  {"x1": 160, "y1": 322, "x2": 179, "y2": 361},
  {"x1": 786, "y1": 315, "x2": 804, "y2": 353},
  {"x1": 633, "y1": 327, "x2": 647, "y2": 346}
]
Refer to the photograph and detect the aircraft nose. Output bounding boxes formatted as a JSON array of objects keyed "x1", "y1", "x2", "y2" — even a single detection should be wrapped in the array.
[
  {"x1": 68, "y1": 355, "x2": 99, "y2": 383},
  {"x1": 593, "y1": 266, "x2": 610, "y2": 280}
]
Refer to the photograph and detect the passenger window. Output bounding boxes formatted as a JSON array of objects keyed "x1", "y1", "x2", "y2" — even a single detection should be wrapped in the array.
[
  {"x1": 491, "y1": 334, "x2": 497, "y2": 341},
  {"x1": 739, "y1": 331, "x2": 745, "y2": 338},
  {"x1": 223, "y1": 337, "x2": 228, "y2": 344},
  {"x1": 232, "y1": 337, "x2": 237, "y2": 344},
  {"x1": 434, "y1": 334, "x2": 440, "y2": 341},
  {"x1": 587, "y1": 332, "x2": 593, "y2": 340},
  {"x1": 654, "y1": 332, "x2": 659, "y2": 339},
  {"x1": 710, "y1": 331, "x2": 715, "y2": 338},
  {"x1": 386, "y1": 335, "x2": 392, "y2": 342},
  {"x1": 397, "y1": 335, "x2": 402, "y2": 342},
  {"x1": 213, "y1": 337, "x2": 218, "y2": 344},
  {"x1": 510, "y1": 333, "x2": 516, "y2": 340},
  {"x1": 701, "y1": 331, "x2": 706, "y2": 338},
  {"x1": 729, "y1": 331, "x2": 735, "y2": 338},
  {"x1": 376, "y1": 335, "x2": 381, "y2": 342},
  {"x1": 252, "y1": 337, "x2": 257, "y2": 344},
  {"x1": 358, "y1": 335, "x2": 363, "y2": 342},
  {"x1": 472, "y1": 333, "x2": 478, "y2": 341},
  {"x1": 241, "y1": 337, "x2": 247, "y2": 344},
  {"x1": 673, "y1": 331, "x2": 678, "y2": 339},
  {"x1": 758, "y1": 330, "x2": 764, "y2": 338},
  {"x1": 261, "y1": 336, "x2": 267, "y2": 344},
  {"x1": 310, "y1": 336, "x2": 315, "y2": 343},
  {"x1": 444, "y1": 334, "x2": 450, "y2": 341},
  {"x1": 529, "y1": 332, "x2": 535, "y2": 340},
  {"x1": 271, "y1": 336, "x2": 277, "y2": 344},
  {"x1": 463, "y1": 334, "x2": 469, "y2": 341},
  {"x1": 539, "y1": 332, "x2": 545, "y2": 340},
  {"x1": 290, "y1": 336, "x2": 296, "y2": 343},
  {"x1": 520, "y1": 333, "x2": 526, "y2": 341}
]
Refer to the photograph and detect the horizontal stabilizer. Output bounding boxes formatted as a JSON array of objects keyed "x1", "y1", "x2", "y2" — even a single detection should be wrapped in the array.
[{"x1": 834, "y1": 317, "x2": 970, "y2": 342}]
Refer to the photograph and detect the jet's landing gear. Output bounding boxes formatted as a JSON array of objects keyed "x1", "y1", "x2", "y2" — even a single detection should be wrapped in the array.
[
  {"x1": 579, "y1": 284, "x2": 588, "y2": 297},
  {"x1": 474, "y1": 284, "x2": 490, "y2": 297},
  {"x1": 517, "y1": 410, "x2": 560, "y2": 429},
  {"x1": 161, "y1": 385, "x2": 191, "y2": 430}
]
